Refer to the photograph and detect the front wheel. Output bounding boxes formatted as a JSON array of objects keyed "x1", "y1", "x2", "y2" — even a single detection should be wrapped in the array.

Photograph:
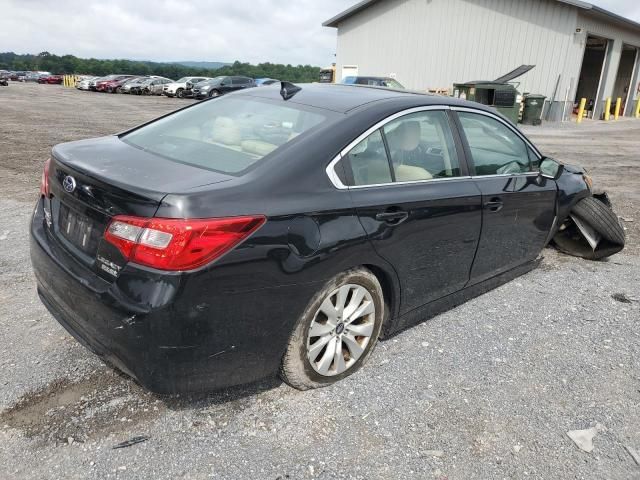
[
  {"x1": 209, "y1": 89, "x2": 220, "y2": 98},
  {"x1": 175, "y1": 88, "x2": 184, "y2": 98},
  {"x1": 280, "y1": 268, "x2": 384, "y2": 390}
]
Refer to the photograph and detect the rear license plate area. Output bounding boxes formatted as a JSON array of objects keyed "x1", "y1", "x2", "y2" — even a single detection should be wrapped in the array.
[{"x1": 58, "y1": 203, "x2": 102, "y2": 256}]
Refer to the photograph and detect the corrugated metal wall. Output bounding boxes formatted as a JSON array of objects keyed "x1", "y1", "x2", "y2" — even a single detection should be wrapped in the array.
[
  {"x1": 577, "y1": 11, "x2": 640, "y2": 46},
  {"x1": 336, "y1": 0, "x2": 582, "y2": 99}
]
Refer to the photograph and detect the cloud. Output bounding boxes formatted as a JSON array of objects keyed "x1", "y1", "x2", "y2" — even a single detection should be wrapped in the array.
[{"x1": 0, "y1": 0, "x2": 638, "y2": 67}]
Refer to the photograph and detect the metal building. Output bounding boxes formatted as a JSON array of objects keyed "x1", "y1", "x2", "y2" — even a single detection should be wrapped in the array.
[{"x1": 323, "y1": 0, "x2": 640, "y2": 120}]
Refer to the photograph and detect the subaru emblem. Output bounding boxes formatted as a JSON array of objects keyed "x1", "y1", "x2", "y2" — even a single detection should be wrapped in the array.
[{"x1": 62, "y1": 175, "x2": 77, "y2": 193}]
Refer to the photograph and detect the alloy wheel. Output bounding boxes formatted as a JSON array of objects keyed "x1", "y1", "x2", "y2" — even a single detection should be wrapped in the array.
[{"x1": 306, "y1": 284, "x2": 376, "y2": 376}]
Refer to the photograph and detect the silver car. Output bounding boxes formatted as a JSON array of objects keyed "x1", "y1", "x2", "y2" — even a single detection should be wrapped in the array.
[
  {"x1": 120, "y1": 76, "x2": 150, "y2": 94},
  {"x1": 140, "y1": 77, "x2": 174, "y2": 95},
  {"x1": 76, "y1": 76, "x2": 98, "y2": 90}
]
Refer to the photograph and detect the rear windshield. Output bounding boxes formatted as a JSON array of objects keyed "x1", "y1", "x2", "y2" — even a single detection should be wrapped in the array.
[{"x1": 122, "y1": 96, "x2": 330, "y2": 175}]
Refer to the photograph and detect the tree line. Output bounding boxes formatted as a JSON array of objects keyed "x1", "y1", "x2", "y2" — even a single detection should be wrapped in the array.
[{"x1": 0, "y1": 52, "x2": 322, "y2": 83}]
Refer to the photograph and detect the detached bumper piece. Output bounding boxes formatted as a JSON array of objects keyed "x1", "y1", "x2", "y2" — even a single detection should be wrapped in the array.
[{"x1": 553, "y1": 193, "x2": 625, "y2": 260}]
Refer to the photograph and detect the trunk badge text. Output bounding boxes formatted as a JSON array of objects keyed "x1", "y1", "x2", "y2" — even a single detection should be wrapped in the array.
[{"x1": 62, "y1": 175, "x2": 77, "y2": 193}]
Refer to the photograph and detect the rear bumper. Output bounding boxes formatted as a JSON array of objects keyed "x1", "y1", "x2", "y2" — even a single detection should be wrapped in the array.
[{"x1": 30, "y1": 200, "x2": 319, "y2": 393}]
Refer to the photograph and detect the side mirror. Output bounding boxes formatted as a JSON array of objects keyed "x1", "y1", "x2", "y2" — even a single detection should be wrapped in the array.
[{"x1": 538, "y1": 157, "x2": 564, "y2": 180}]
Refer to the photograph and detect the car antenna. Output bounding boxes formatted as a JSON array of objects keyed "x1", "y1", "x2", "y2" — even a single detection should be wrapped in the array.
[{"x1": 280, "y1": 81, "x2": 301, "y2": 100}]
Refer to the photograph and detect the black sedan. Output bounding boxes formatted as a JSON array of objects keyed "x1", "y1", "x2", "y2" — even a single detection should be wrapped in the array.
[
  {"x1": 191, "y1": 76, "x2": 255, "y2": 99},
  {"x1": 30, "y1": 83, "x2": 623, "y2": 393}
]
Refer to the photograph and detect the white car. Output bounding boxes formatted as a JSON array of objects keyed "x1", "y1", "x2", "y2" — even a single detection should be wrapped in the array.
[
  {"x1": 163, "y1": 76, "x2": 210, "y2": 98},
  {"x1": 76, "y1": 76, "x2": 98, "y2": 90}
]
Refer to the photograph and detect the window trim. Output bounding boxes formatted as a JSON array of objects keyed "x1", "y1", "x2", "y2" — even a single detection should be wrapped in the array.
[
  {"x1": 451, "y1": 107, "x2": 543, "y2": 163},
  {"x1": 327, "y1": 106, "x2": 457, "y2": 189},
  {"x1": 326, "y1": 105, "x2": 542, "y2": 190}
]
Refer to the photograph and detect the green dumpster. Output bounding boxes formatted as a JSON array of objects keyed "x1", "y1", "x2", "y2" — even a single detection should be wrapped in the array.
[
  {"x1": 453, "y1": 81, "x2": 521, "y2": 124},
  {"x1": 522, "y1": 95, "x2": 546, "y2": 126}
]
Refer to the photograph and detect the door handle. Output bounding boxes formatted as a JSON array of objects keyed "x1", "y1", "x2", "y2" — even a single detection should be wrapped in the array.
[
  {"x1": 375, "y1": 211, "x2": 409, "y2": 224},
  {"x1": 484, "y1": 197, "x2": 504, "y2": 212}
]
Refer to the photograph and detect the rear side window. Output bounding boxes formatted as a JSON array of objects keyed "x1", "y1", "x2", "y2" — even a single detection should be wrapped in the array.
[
  {"x1": 338, "y1": 110, "x2": 460, "y2": 187},
  {"x1": 347, "y1": 130, "x2": 393, "y2": 186},
  {"x1": 383, "y1": 111, "x2": 460, "y2": 180},
  {"x1": 123, "y1": 97, "x2": 330, "y2": 175},
  {"x1": 457, "y1": 112, "x2": 532, "y2": 175}
]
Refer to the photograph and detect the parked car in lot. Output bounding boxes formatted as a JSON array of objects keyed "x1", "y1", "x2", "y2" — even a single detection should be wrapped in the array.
[
  {"x1": 163, "y1": 76, "x2": 210, "y2": 98},
  {"x1": 98, "y1": 75, "x2": 135, "y2": 93},
  {"x1": 191, "y1": 76, "x2": 255, "y2": 98},
  {"x1": 341, "y1": 76, "x2": 405, "y2": 89},
  {"x1": 76, "y1": 76, "x2": 99, "y2": 90},
  {"x1": 38, "y1": 75, "x2": 63, "y2": 85},
  {"x1": 26, "y1": 72, "x2": 45, "y2": 82},
  {"x1": 89, "y1": 75, "x2": 117, "y2": 91},
  {"x1": 103, "y1": 76, "x2": 142, "y2": 93},
  {"x1": 10, "y1": 71, "x2": 27, "y2": 81},
  {"x1": 140, "y1": 77, "x2": 174, "y2": 95},
  {"x1": 30, "y1": 83, "x2": 624, "y2": 394},
  {"x1": 120, "y1": 76, "x2": 150, "y2": 94}
]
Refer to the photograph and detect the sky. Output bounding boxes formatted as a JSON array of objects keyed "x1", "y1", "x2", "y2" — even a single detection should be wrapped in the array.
[{"x1": 1, "y1": 0, "x2": 639, "y2": 66}]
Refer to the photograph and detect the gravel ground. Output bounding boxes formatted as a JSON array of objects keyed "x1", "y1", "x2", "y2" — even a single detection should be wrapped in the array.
[{"x1": 0, "y1": 83, "x2": 639, "y2": 480}]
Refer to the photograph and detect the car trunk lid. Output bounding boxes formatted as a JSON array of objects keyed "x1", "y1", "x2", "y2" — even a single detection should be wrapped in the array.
[{"x1": 47, "y1": 135, "x2": 232, "y2": 279}]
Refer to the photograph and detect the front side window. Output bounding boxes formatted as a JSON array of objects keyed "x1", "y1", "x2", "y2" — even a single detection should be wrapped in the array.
[
  {"x1": 123, "y1": 97, "x2": 330, "y2": 175},
  {"x1": 457, "y1": 112, "x2": 532, "y2": 175}
]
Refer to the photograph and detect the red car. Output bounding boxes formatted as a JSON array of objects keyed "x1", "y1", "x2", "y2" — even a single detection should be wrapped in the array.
[
  {"x1": 38, "y1": 75, "x2": 63, "y2": 84},
  {"x1": 96, "y1": 75, "x2": 134, "y2": 92}
]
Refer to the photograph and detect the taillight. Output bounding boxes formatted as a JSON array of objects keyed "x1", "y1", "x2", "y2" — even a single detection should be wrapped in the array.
[
  {"x1": 104, "y1": 215, "x2": 266, "y2": 271},
  {"x1": 40, "y1": 158, "x2": 51, "y2": 197}
]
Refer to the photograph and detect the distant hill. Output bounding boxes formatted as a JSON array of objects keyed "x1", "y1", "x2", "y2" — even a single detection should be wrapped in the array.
[{"x1": 172, "y1": 61, "x2": 230, "y2": 69}]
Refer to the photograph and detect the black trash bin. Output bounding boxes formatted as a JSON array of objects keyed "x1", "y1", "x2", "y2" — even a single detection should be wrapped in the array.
[{"x1": 522, "y1": 95, "x2": 546, "y2": 125}]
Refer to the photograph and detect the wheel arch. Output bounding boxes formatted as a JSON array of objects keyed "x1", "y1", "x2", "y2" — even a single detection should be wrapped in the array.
[{"x1": 361, "y1": 262, "x2": 400, "y2": 338}]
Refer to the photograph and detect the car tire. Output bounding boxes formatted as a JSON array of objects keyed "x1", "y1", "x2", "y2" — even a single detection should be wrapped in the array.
[
  {"x1": 280, "y1": 267, "x2": 385, "y2": 390},
  {"x1": 176, "y1": 88, "x2": 184, "y2": 98},
  {"x1": 115, "y1": 87, "x2": 121, "y2": 94},
  {"x1": 571, "y1": 196, "x2": 625, "y2": 245},
  {"x1": 553, "y1": 196, "x2": 625, "y2": 260},
  {"x1": 209, "y1": 89, "x2": 220, "y2": 98}
]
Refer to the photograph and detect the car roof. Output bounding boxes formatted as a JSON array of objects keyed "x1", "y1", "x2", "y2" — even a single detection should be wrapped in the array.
[{"x1": 237, "y1": 83, "x2": 484, "y2": 114}]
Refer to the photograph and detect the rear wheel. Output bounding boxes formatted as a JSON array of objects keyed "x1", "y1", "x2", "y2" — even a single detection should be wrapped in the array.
[{"x1": 280, "y1": 268, "x2": 384, "y2": 390}]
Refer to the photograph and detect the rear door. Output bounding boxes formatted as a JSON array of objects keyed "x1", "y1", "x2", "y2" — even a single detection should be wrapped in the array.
[
  {"x1": 331, "y1": 107, "x2": 482, "y2": 315},
  {"x1": 231, "y1": 77, "x2": 252, "y2": 91},
  {"x1": 452, "y1": 108, "x2": 557, "y2": 284}
]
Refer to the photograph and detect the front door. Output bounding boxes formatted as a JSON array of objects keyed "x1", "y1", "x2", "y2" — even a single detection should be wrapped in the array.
[
  {"x1": 336, "y1": 108, "x2": 482, "y2": 315},
  {"x1": 453, "y1": 109, "x2": 557, "y2": 284}
]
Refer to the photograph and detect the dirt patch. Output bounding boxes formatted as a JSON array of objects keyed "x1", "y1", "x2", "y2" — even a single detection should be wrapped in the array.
[{"x1": 0, "y1": 368, "x2": 163, "y2": 445}]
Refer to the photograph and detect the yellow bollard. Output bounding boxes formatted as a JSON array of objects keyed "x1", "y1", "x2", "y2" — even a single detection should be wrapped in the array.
[
  {"x1": 614, "y1": 97, "x2": 621, "y2": 120},
  {"x1": 604, "y1": 98, "x2": 611, "y2": 121},
  {"x1": 635, "y1": 99, "x2": 640, "y2": 118},
  {"x1": 64, "y1": 75, "x2": 68, "y2": 87},
  {"x1": 576, "y1": 98, "x2": 586, "y2": 123}
]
